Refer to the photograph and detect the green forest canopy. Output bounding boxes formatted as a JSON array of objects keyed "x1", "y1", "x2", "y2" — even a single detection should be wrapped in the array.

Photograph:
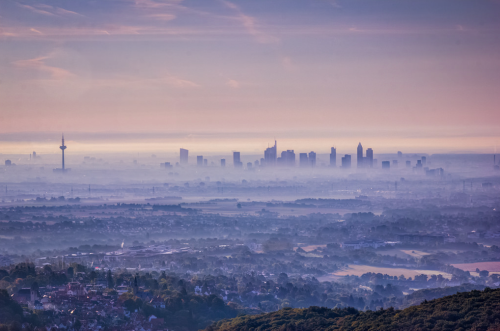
[{"x1": 207, "y1": 288, "x2": 500, "y2": 331}]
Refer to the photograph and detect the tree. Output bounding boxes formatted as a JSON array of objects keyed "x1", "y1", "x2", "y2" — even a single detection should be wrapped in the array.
[
  {"x1": 89, "y1": 270, "x2": 97, "y2": 282},
  {"x1": 107, "y1": 270, "x2": 114, "y2": 289},
  {"x1": 73, "y1": 319, "x2": 81, "y2": 331}
]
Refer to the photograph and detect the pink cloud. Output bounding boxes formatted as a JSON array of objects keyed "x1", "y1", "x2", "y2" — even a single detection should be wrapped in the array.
[
  {"x1": 13, "y1": 56, "x2": 75, "y2": 80},
  {"x1": 19, "y1": 4, "x2": 57, "y2": 16},
  {"x1": 221, "y1": 1, "x2": 278, "y2": 44}
]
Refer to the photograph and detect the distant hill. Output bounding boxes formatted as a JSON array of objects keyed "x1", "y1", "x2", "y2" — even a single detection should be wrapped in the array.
[{"x1": 206, "y1": 288, "x2": 500, "y2": 331}]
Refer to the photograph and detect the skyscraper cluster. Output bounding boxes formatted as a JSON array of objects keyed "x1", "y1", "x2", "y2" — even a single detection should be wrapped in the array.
[
  {"x1": 177, "y1": 141, "x2": 377, "y2": 169},
  {"x1": 355, "y1": 143, "x2": 374, "y2": 168}
]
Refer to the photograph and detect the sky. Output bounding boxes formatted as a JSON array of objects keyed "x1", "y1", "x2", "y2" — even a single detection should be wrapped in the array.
[{"x1": 1, "y1": 0, "x2": 500, "y2": 154}]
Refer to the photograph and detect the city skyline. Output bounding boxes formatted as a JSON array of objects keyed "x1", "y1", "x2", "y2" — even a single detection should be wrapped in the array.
[{"x1": 39, "y1": 135, "x2": 454, "y2": 173}]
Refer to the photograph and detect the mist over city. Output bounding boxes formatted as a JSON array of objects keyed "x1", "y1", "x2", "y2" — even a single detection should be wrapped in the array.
[{"x1": 1, "y1": 0, "x2": 500, "y2": 330}]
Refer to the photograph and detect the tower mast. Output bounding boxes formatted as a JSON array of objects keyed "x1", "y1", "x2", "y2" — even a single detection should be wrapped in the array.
[{"x1": 60, "y1": 134, "x2": 67, "y2": 171}]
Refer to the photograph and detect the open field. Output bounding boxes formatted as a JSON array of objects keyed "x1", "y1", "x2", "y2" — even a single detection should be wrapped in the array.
[
  {"x1": 318, "y1": 265, "x2": 453, "y2": 281},
  {"x1": 452, "y1": 262, "x2": 500, "y2": 273},
  {"x1": 294, "y1": 245, "x2": 327, "y2": 252},
  {"x1": 401, "y1": 250, "x2": 431, "y2": 258},
  {"x1": 377, "y1": 249, "x2": 431, "y2": 258}
]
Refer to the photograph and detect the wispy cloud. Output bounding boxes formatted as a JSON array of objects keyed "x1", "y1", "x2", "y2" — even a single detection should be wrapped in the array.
[
  {"x1": 0, "y1": 24, "x2": 249, "y2": 40},
  {"x1": 221, "y1": 0, "x2": 278, "y2": 44},
  {"x1": 54, "y1": 7, "x2": 86, "y2": 18},
  {"x1": 148, "y1": 13, "x2": 176, "y2": 21},
  {"x1": 93, "y1": 73, "x2": 200, "y2": 89},
  {"x1": 325, "y1": 0, "x2": 342, "y2": 8},
  {"x1": 226, "y1": 79, "x2": 240, "y2": 88},
  {"x1": 161, "y1": 74, "x2": 199, "y2": 88},
  {"x1": 30, "y1": 28, "x2": 43, "y2": 35},
  {"x1": 19, "y1": 4, "x2": 56, "y2": 16},
  {"x1": 18, "y1": 3, "x2": 85, "y2": 18},
  {"x1": 13, "y1": 56, "x2": 75, "y2": 80},
  {"x1": 134, "y1": 0, "x2": 183, "y2": 9}
]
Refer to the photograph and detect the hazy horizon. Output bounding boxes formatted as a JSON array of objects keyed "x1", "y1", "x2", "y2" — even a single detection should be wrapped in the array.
[{"x1": 0, "y1": 129, "x2": 499, "y2": 155}]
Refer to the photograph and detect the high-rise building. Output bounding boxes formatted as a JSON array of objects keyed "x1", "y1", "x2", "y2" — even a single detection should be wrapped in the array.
[
  {"x1": 233, "y1": 152, "x2": 242, "y2": 167},
  {"x1": 299, "y1": 153, "x2": 308, "y2": 167},
  {"x1": 330, "y1": 147, "x2": 336, "y2": 167},
  {"x1": 197, "y1": 156, "x2": 203, "y2": 166},
  {"x1": 5, "y1": 160, "x2": 11, "y2": 166},
  {"x1": 365, "y1": 148, "x2": 373, "y2": 167},
  {"x1": 421, "y1": 156, "x2": 427, "y2": 165},
  {"x1": 406, "y1": 160, "x2": 411, "y2": 167},
  {"x1": 264, "y1": 140, "x2": 277, "y2": 166},
  {"x1": 221, "y1": 159, "x2": 226, "y2": 167},
  {"x1": 341, "y1": 154, "x2": 351, "y2": 168},
  {"x1": 277, "y1": 150, "x2": 295, "y2": 167},
  {"x1": 397, "y1": 151, "x2": 403, "y2": 158},
  {"x1": 382, "y1": 161, "x2": 390, "y2": 169},
  {"x1": 392, "y1": 160, "x2": 398, "y2": 167},
  {"x1": 33, "y1": 151, "x2": 37, "y2": 159},
  {"x1": 247, "y1": 162, "x2": 253, "y2": 169},
  {"x1": 180, "y1": 148, "x2": 189, "y2": 164},
  {"x1": 357, "y1": 143, "x2": 364, "y2": 168},
  {"x1": 308, "y1": 151, "x2": 316, "y2": 167}
]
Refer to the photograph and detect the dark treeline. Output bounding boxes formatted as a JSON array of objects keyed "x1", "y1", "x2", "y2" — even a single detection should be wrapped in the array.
[{"x1": 207, "y1": 288, "x2": 500, "y2": 331}]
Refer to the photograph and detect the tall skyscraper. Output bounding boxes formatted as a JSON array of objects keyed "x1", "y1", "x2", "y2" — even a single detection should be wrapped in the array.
[
  {"x1": 278, "y1": 150, "x2": 295, "y2": 166},
  {"x1": 366, "y1": 148, "x2": 373, "y2": 167},
  {"x1": 180, "y1": 148, "x2": 189, "y2": 164},
  {"x1": 197, "y1": 156, "x2": 203, "y2": 166},
  {"x1": 60, "y1": 134, "x2": 67, "y2": 171},
  {"x1": 357, "y1": 143, "x2": 364, "y2": 168},
  {"x1": 299, "y1": 153, "x2": 309, "y2": 167},
  {"x1": 221, "y1": 159, "x2": 226, "y2": 167},
  {"x1": 330, "y1": 147, "x2": 336, "y2": 167},
  {"x1": 308, "y1": 151, "x2": 316, "y2": 167},
  {"x1": 233, "y1": 152, "x2": 242, "y2": 167},
  {"x1": 341, "y1": 154, "x2": 351, "y2": 168},
  {"x1": 264, "y1": 140, "x2": 277, "y2": 166}
]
